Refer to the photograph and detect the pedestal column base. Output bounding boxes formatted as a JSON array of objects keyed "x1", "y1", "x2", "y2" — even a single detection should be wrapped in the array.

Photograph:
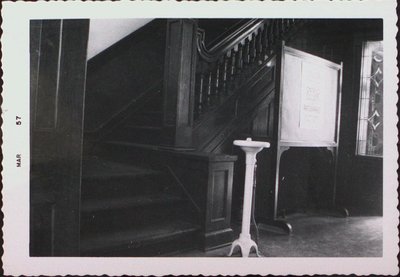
[{"x1": 228, "y1": 234, "x2": 260, "y2": 257}]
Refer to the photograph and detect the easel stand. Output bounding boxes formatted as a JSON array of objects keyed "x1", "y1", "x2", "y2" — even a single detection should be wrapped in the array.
[
  {"x1": 259, "y1": 145, "x2": 348, "y2": 235},
  {"x1": 228, "y1": 138, "x2": 270, "y2": 257},
  {"x1": 258, "y1": 42, "x2": 348, "y2": 235}
]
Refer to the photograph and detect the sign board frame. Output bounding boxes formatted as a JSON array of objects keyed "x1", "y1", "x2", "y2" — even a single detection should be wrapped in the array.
[
  {"x1": 264, "y1": 42, "x2": 346, "y2": 232},
  {"x1": 278, "y1": 44, "x2": 343, "y2": 147}
]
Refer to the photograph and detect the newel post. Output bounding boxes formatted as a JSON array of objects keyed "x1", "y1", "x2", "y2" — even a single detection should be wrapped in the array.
[{"x1": 162, "y1": 19, "x2": 197, "y2": 150}]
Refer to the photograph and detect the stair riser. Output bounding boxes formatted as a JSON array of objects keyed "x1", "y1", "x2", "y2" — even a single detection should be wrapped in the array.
[
  {"x1": 141, "y1": 98, "x2": 162, "y2": 112},
  {"x1": 82, "y1": 175, "x2": 175, "y2": 200},
  {"x1": 97, "y1": 145, "x2": 161, "y2": 168},
  {"x1": 80, "y1": 229, "x2": 199, "y2": 257},
  {"x1": 81, "y1": 202, "x2": 196, "y2": 235},
  {"x1": 113, "y1": 128, "x2": 163, "y2": 145},
  {"x1": 127, "y1": 114, "x2": 162, "y2": 127}
]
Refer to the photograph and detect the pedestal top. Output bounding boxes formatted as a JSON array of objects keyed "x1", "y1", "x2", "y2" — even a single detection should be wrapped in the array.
[{"x1": 233, "y1": 138, "x2": 270, "y2": 149}]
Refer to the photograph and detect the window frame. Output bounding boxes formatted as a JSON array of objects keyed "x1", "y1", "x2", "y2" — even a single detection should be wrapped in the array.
[{"x1": 355, "y1": 40, "x2": 384, "y2": 158}]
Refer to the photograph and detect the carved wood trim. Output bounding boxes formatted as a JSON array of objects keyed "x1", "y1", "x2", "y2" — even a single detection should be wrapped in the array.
[{"x1": 196, "y1": 19, "x2": 265, "y2": 63}]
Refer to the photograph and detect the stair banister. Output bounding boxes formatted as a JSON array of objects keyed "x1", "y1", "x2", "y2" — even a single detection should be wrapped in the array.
[
  {"x1": 196, "y1": 19, "x2": 265, "y2": 63},
  {"x1": 193, "y1": 19, "x2": 270, "y2": 121},
  {"x1": 193, "y1": 19, "x2": 304, "y2": 123}
]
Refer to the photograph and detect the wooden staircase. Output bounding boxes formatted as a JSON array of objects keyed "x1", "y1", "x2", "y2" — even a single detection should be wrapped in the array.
[
  {"x1": 111, "y1": 86, "x2": 164, "y2": 146},
  {"x1": 80, "y1": 156, "x2": 200, "y2": 256},
  {"x1": 81, "y1": 18, "x2": 305, "y2": 256}
]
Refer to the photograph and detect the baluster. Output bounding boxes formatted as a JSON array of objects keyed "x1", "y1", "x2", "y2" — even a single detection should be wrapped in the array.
[
  {"x1": 256, "y1": 28, "x2": 263, "y2": 61},
  {"x1": 273, "y1": 20, "x2": 279, "y2": 47},
  {"x1": 285, "y1": 19, "x2": 290, "y2": 32},
  {"x1": 249, "y1": 33, "x2": 257, "y2": 63},
  {"x1": 281, "y1": 19, "x2": 286, "y2": 34},
  {"x1": 196, "y1": 72, "x2": 205, "y2": 116},
  {"x1": 206, "y1": 69, "x2": 213, "y2": 106},
  {"x1": 262, "y1": 22, "x2": 269, "y2": 59},
  {"x1": 236, "y1": 43, "x2": 243, "y2": 73},
  {"x1": 214, "y1": 62, "x2": 221, "y2": 102},
  {"x1": 287, "y1": 19, "x2": 291, "y2": 32},
  {"x1": 275, "y1": 19, "x2": 280, "y2": 39},
  {"x1": 291, "y1": 19, "x2": 296, "y2": 31},
  {"x1": 229, "y1": 50, "x2": 236, "y2": 81},
  {"x1": 275, "y1": 19, "x2": 283, "y2": 40},
  {"x1": 274, "y1": 19, "x2": 279, "y2": 41},
  {"x1": 268, "y1": 20, "x2": 276, "y2": 54},
  {"x1": 284, "y1": 19, "x2": 288, "y2": 33},
  {"x1": 222, "y1": 54, "x2": 229, "y2": 95},
  {"x1": 243, "y1": 38, "x2": 250, "y2": 66},
  {"x1": 270, "y1": 19, "x2": 279, "y2": 51},
  {"x1": 293, "y1": 19, "x2": 297, "y2": 29},
  {"x1": 229, "y1": 50, "x2": 237, "y2": 91}
]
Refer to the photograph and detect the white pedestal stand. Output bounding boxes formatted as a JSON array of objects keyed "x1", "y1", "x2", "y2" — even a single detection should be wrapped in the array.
[{"x1": 228, "y1": 138, "x2": 270, "y2": 257}]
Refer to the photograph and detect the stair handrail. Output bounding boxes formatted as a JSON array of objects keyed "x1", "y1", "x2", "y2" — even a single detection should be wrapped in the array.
[
  {"x1": 196, "y1": 19, "x2": 265, "y2": 63},
  {"x1": 193, "y1": 19, "x2": 304, "y2": 121}
]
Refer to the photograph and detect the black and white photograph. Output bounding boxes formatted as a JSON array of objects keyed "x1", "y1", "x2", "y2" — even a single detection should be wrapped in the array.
[{"x1": 2, "y1": 1, "x2": 398, "y2": 276}]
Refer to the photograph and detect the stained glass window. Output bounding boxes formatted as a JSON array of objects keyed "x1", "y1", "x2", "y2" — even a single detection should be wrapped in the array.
[{"x1": 356, "y1": 41, "x2": 383, "y2": 157}]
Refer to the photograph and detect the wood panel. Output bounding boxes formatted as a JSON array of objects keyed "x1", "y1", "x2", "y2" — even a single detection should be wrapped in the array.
[
  {"x1": 252, "y1": 98, "x2": 275, "y2": 138},
  {"x1": 162, "y1": 19, "x2": 197, "y2": 149},
  {"x1": 206, "y1": 163, "x2": 233, "y2": 233},
  {"x1": 34, "y1": 20, "x2": 61, "y2": 130},
  {"x1": 159, "y1": 152, "x2": 236, "y2": 250},
  {"x1": 30, "y1": 19, "x2": 89, "y2": 256},
  {"x1": 210, "y1": 170, "x2": 228, "y2": 221}
]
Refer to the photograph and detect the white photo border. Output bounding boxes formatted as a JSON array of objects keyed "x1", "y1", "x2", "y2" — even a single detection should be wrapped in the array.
[{"x1": 2, "y1": 1, "x2": 398, "y2": 275}]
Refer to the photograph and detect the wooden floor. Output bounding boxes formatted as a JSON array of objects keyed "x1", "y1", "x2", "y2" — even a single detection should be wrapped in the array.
[{"x1": 174, "y1": 214, "x2": 383, "y2": 257}]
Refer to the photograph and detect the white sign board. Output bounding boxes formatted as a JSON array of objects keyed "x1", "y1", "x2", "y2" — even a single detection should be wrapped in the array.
[{"x1": 280, "y1": 46, "x2": 340, "y2": 146}]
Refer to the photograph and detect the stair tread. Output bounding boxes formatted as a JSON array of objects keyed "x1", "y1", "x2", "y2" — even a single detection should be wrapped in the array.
[
  {"x1": 82, "y1": 157, "x2": 161, "y2": 180},
  {"x1": 82, "y1": 193, "x2": 185, "y2": 212},
  {"x1": 124, "y1": 125, "x2": 162, "y2": 131},
  {"x1": 133, "y1": 111, "x2": 162, "y2": 115},
  {"x1": 80, "y1": 219, "x2": 200, "y2": 252},
  {"x1": 104, "y1": 141, "x2": 161, "y2": 150}
]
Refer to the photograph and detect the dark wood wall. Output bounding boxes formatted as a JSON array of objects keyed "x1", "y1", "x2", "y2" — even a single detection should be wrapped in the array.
[
  {"x1": 84, "y1": 19, "x2": 166, "y2": 133},
  {"x1": 30, "y1": 19, "x2": 89, "y2": 256}
]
